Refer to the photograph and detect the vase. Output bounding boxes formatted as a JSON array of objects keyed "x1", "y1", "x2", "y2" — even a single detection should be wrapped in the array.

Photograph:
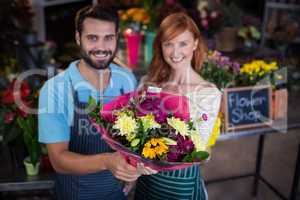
[
  {"x1": 215, "y1": 27, "x2": 237, "y2": 52},
  {"x1": 144, "y1": 31, "x2": 156, "y2": 65},
  {"x1": 124, "y1": 31, "x2": 143, "y2": 69},
  {"x1": 24, "y1": 157, "x2": 40, "y2": 176}
]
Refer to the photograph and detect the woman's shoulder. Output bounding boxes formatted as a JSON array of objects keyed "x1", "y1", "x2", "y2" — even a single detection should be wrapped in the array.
[
  {"x1": 183, "y1": 81, "x2": 221, "y2": 102},
  {"x1": 188, "y1": 80, "x2": 220, "y2": 94}
]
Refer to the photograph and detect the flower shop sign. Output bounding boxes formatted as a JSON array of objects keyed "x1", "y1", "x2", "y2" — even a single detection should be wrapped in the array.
[{"x1": 223, "y1": 85, "x2": 272, "y2": 131}]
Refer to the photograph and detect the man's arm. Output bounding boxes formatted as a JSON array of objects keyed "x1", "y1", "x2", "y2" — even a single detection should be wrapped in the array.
[{"x1": 47, "y1": 142, "x2": 140, "y2": 182}]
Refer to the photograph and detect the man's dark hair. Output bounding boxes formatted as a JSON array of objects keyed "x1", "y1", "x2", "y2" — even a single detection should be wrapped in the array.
[{"x1": 75, "y1": 4, "x2": 119, "y2": 35}]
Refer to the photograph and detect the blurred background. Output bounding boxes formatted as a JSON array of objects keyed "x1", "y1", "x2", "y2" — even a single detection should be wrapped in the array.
[{"x1": 0, "y1": 0, "x2": 299, "y2": 199}]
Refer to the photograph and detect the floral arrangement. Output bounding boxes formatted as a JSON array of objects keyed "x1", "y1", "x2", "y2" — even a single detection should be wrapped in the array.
[
  {"x1": 0, "y1": 78, "x2": 41, "y2": 166},
  {"x1": 238, "y1": 26, "x2": 261, "y2": 48},
  {"x1": 89, "y1": 90, "x2": 210, "y2": 171},
  {"x1": 118, "y1": 8, "x2": 150, "y2": 32},
  {"x1": 197, "y1": 0, "x2": 222, "y2": 37},
  {"x1": 200, "y1": 50, "x2": 240, "y2": 89},
  {"x1": 237, "y1": 60, "x2": 279, "y2": 86}
]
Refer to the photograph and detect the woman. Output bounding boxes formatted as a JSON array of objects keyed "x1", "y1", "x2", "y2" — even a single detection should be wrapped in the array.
[{"x1": 134, "y1": 12, "x2": 222, "y2": 200}]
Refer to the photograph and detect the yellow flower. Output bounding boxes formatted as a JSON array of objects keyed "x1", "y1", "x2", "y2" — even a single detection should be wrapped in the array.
[
  {"x1": 132, "y1": 9, "x2": 147, "y2": 23},
  {"x1": 140, "y1": 114, "x2": 161, "y2": 131},
  {"x1": 120, "y1": 13, "x2": 128, "y2": 21},
  {"x1": 142, "y1": 138, "x2": 169, "y2": 159},
  {"x1": 143, "y1": 15, "x2": 150, "y2": 24},
  {"x1": 190, "y1": 130, "x2": 205, "y2": 151},
  {"x1": 113, "y1": 114, "x2": 137, "y2": 137},
  {"x1": 167, "y1": 117, "x2": 189, "y2": 136},
  {"x1": 207, "y1": 115, "x2": 222, "y2": 147},
  {"x1": 142, "y1": 147, "x2": 156, "y2": 159},
  {"x1": 126, "y1": 8, "x2": 138, "y2": 16},
  {"x1": 240, "y1": 60, "x2": 278, "y2": 77}
]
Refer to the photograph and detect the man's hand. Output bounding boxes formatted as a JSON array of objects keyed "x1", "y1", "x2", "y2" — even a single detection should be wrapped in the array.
[{"x1": 105, "y1": 152, "x2": 140, "y2": 182}]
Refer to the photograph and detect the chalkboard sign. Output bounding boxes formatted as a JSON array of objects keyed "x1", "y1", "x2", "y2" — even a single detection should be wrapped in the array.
[{"x1": 223, "y1": 85, "x2": 273, "y2": 131}]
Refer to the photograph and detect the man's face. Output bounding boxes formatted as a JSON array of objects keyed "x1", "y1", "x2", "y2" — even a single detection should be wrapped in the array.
[{"x1": 76, "y1": 18, "x2": 118, "y2": 70}]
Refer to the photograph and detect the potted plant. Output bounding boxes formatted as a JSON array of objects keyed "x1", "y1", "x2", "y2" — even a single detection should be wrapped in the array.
[
  {"x1": 200, "y1": 50, "x2": 240, "y2": 89},
  {"x1": 215, "y1": 2, "x2": 243, "y2": 52},
  {"x1": 0, "y1": 78, "x2": 42, "y2": 175},
  {"x1": 197, "y1": 0, "x2": 222, "y2": 39},
  {"x1": 236, "y1": 59, "x2": 287, "y2": 120},
  {"x1": 142, "y1": 0, "x2": 163, "y2": 64},
  {"x1": 238, "y1": 25, "x2": 261, "y2": 51},
  {"x1": 118, "y1": 8, "x2": 150, "y2": 68}
]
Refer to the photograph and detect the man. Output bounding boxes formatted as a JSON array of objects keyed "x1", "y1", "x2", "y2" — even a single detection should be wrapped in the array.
[{"x1": 39, "y1": 5, "x2": 141, "y2": 200}]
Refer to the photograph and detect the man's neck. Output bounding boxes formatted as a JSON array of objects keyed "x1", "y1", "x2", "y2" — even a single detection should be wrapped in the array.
[{"x1": 77, "y1": 59, "x2": 111, "y2": 91}]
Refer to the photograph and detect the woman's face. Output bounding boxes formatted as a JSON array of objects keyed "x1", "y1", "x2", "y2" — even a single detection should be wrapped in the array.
[{"x1": 161, "y1": 30, "x2": 198, "y2": 71}]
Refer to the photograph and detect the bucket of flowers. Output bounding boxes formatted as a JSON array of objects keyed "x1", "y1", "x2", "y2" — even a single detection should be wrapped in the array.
[
  {"x1": 89, "y1": 89, "x2": 210, "y2": 171},
  {"x1": 0, "y1": 78, "x2": 42, "y2": 175}
]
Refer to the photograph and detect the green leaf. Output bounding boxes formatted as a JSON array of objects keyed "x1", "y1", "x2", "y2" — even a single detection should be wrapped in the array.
[
  {"x1": 183, "y1": 151, "x2": 210, "y2": 162},
  {"x1": 88, "y1": 96, "x2": 97, "y2": 108},
  {"x1": 130, "y1": 138, "x2": 140, "y2": 147},
  {"x1": 191, "y1": 151, "x2": 210, "y2": 161}
]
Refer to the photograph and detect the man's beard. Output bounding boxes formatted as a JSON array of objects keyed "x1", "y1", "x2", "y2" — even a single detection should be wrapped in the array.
[{"x1": 80, "y1": 49, "x2": 116, "y2": 70}]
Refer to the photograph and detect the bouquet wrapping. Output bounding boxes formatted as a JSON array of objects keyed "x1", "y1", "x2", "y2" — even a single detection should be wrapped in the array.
[{"x1": 90, "y1": 90, "x2": 210, "y2": 171}]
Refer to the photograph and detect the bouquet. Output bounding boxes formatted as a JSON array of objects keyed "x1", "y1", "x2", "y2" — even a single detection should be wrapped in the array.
[{"x1": 89, "y1": 90, "x2": 210, "y2": 171}]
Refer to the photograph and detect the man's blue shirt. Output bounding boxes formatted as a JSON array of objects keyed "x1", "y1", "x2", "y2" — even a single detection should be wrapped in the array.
[{"x1": 38, "y1": 60, "x2": 137, "y2": 143}]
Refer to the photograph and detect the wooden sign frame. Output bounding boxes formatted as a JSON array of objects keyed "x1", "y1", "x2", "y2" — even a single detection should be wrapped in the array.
[{"x1": 223, "y1": 85, "x2": 273, "y2": 131}]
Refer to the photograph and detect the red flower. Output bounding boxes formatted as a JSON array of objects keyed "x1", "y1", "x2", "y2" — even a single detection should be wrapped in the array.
[
  {"x1": 4, "y1": 112, "x2": 15, "y2": 124},
  {"x1": 1, "y1": 89, "x2": 14, "y2": 104},
  {"x1": 1, "y1": 80, "x2": 31, "y2": 104},
  {"x1": 20, "y1": 81, "x2": 31, "y2": 99}
]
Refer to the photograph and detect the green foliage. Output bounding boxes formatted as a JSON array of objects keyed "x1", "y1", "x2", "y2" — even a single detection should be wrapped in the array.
[
  {"x1": 87, "y1": 96, "x2": 105, "y2": 126},
  {"x1": 183, "y1": 150, "x2": 210, "y2": 162},
  {"x1": 17, "y1": 115, "x2": 40, "y2": 166},
  {"x1": 201, "y1": 60, "x2": 236, "y2": 89}
]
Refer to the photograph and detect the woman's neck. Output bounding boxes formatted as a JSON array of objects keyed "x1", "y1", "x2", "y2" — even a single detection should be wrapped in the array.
[{"x1": 169, "y1": 66, "x2": 198, "y2": 85}]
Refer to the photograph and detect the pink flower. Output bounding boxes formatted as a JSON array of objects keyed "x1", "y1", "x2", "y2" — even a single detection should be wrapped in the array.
[
  {"x1": 200, "y1": 10, "x2": 207, "y2": 19},
  {"x1": 4, "y1": 112, "x2": 15, "y2": 124},
  {"x1": 202, "y1": 113, "x2": 208, "y2": 121},
  {"x1": 201, "y1": 19, "x2": 209, "y2": 29},
  {"x1": 166, "y1": 0, "x2": 176, "y2": 5},
  {"x1": 210, "y1": 11, "x2": 218, "y2": 19}
]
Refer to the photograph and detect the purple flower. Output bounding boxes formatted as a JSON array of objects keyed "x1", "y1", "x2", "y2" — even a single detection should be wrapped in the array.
[
  {"x1": 166, "y1": 135, "x2": 195, "y2": 162},
  {"x1": 208, "y1": 50, "x2": 241, "y2": 72},
  {"x1": 137, "y1": 96, "x2": 168, "y2": 123},
  {"x1": 176, "y1": 135, "x2": 194, "y2": 154},
  {"x1": 167, "y1": 151, "x2": 182, "y2": 162}
]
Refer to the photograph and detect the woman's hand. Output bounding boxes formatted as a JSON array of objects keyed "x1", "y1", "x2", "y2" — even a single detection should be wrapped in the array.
[{"x1": 137, "y1": 163, "x2": 158, "y2": 175}]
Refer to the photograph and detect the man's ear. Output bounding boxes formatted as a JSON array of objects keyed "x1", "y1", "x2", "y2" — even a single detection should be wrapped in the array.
[{"x1": 75, "y1": 31, "x2": 80, "y2": 46}]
